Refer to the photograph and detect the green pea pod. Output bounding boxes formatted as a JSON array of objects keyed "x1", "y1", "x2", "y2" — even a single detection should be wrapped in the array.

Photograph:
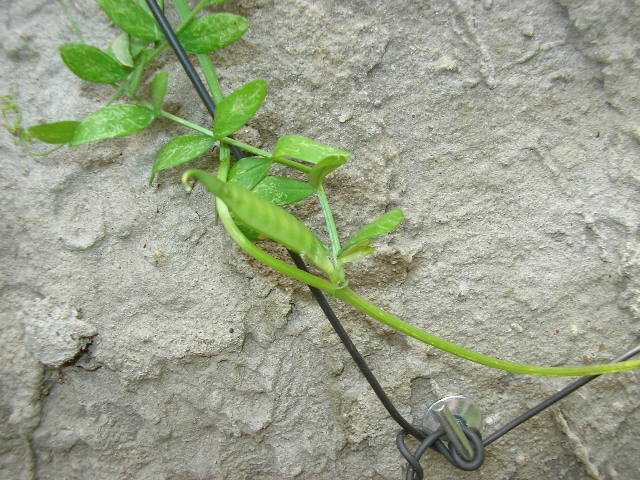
[{"x1": 183, "y1": 169, "x2": 334, "y2": 276}]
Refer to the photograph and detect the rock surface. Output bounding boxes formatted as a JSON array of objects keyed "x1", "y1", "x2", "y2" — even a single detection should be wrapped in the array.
[{"x1": 1, "y1": 0, "x2": 639, "y2": 479}]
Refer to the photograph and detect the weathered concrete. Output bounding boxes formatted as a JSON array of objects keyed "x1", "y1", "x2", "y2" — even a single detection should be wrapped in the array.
[{"x1": 1, "y1": 0, "x2": 639, "y2": 478}]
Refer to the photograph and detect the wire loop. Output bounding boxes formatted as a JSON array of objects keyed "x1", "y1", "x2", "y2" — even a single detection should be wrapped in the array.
[{"x1": 396, "y1": 424, "x2": 484, "y2": 480}]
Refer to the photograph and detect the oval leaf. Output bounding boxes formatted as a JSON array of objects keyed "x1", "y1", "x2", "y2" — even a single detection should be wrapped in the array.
[
  {"x1": 28, "y1": 121, "x2": 80, "y2": 144},
  {"x1": 150, "y1": 134, "x2": 214, "y2": 183},
  {"x1": 70, "y1": 104, "x2": 155, "y2": 146},
  {"x1": 178, "y1": 13, "x2": 249, "y2": 54},
  {"x1": 214, "y1": 79, "x2": 267, "y2": 139},
  {"x1": 60, "y1": 44, "x2": 128, "y2": 84},
  {"x1": 308, "y1": 155, "x2": 347, "y2": 189},
  {"x1": 110, "y1": 32, "x2": 134, "y2": 67},
  {"x1": 228, "y1": 157, "x2": 272, "y2": 190},
  {"x1": 252, "y1": 177, "x2": 314, "y2": 206},
  {"x1": 274, "y1": 135, "x2": 351, "y2": 164},
  {"x1": 183, "y1": 170, "x2": 333, "y2": 275},
  {"x1": 151, "y1": 71, "x2": 169, "y2": 113},
  {"x1": 98, "y1": 0, "x2": 161, "y2": 41},
  {"x1": 340, "y1": 209, "x2": 405, "y2": 254}
]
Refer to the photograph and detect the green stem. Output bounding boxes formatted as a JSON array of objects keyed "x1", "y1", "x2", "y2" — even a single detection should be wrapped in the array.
[
  {"x1": 333, "y1": 287, "x2": 640, "y2": 376},
  {"x1": 220, "y1": 137, "x2": 270, "y2": 158},
  {"x1": 139, "y1": 103, "x2": 309, "y2": 174},
  {"x1": 25, "y1": 143, "x2": 65, "y2": 157},
  {"x1": 59, "y1": 0, "x2": 84, "y2": 43},
  {"x1": 157, "y1": 109, "x2": 214, "y2": 136},
  {"x1": 174, "y1": 0, "x2": 224, "y2": 104},
  {"x1": 208, "y1": 156, "x2": 640, "y2": 376},
  {"x1": 107, "y1": 83, "x2": 127, "y2": 106},
  {"x1": 317, "y1": 185, "x2": 341, "y2": 259},
  {"x1": 222, "y1": 137, "x2": 311, "y2": 173},
  {"x1": 210, "y1": 187, "x2": 640, "y2": 376}
]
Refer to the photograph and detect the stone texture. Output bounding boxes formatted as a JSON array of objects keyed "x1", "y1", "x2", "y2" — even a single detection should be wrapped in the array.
[{"x1": 1, "y1": 0, "x2": 639, "y2": 479}]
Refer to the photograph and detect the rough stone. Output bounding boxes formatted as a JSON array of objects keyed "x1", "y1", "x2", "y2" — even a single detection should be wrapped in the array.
[{"x1": 1, "y1": 0, "x2": 639, "y2": 479}]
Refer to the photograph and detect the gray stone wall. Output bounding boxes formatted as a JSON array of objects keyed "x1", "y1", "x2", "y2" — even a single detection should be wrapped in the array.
[{"x1": 1, "y1": 0, "x2": 639, "y2": 478}]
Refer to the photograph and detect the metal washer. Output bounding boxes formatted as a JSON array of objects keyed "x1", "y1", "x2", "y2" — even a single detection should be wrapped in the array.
[{"x1": 424, "y1": 395, "x2": 483, "y2": 434}]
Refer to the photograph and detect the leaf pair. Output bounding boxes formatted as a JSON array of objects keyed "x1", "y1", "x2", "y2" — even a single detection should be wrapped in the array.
[
  {"x1": 149, "y1": 77, "x2": 266, "y2": 182},
  {"x1": 183, "y1": 170, "x2": 334, "y2": 276},
  {"x1": 99, "y1": 0, "x2": 248, "y2": 53}
]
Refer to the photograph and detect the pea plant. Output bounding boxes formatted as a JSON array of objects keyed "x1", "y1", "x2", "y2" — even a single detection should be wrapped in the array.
[{"x1": 23, "y1": 0, "x2": 640, "y2": 377}]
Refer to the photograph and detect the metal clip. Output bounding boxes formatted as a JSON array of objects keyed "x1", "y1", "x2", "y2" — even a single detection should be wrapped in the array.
[{"x1": 424, "y1": 396, "x2": 482, "y2": 461}]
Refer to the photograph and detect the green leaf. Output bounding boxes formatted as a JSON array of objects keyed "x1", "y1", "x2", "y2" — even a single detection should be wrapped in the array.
[
  {"x1": 214, "y1": 79, "x2": 267, "y2": 139},
  {"x1": 70, "y1": 104, "x2": 155, "y2": 146},
  {"x1": 110, "y1": 33, "x2": 134, "y2": 67},
  {"x1": 129, "y1": 36, "x2": 147, "y2": 58},
  {"x1": 252, "y1": 177, "x2": 314, "y2": 206},
  {"x1": 338, "y1": 241, "x2": 376, "y2": 264},
  {"x1": 273, "y1": 135, "x2": 351, "y2": 164},
  {"x1": 308, "y1": 155, "x2": 347, "y2": 189},
  {"x1": 125, "y1": 63, "x2": 144, "y2": 96},
  {"x1": 183, "y1": 170, "x2": 333, "y2": 275},
  {"x1": 60, "y1": 44, "x2": 128, "y2": 83},
  {"x1": 28, "y1": 121, "x2": 80, "y2": 144},
  {"x1": 178, "y1": 14, "x2": 249, "y2": 54},
  {"x1": 98, "y1": 0, "x2": 161, "y2": 41},
  {"x1": 137, "y1": 0, "x2": 153, "y2": 16},
  {"x1": 151, "y1": 71, "x2": 169, "y2": 113},
  {"x1": 150, "y1": 134, "x2": 214, "y2": 183},
  {"x1": 228, "y1": 157, "x2": 271, "y2": 190},
  {"x1": 339, "y1": 209, "x2": 405, "y2": 254}
]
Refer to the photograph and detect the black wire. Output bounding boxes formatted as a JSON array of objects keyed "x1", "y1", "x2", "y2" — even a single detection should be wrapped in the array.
[
  {"x1": 288, "y1": 251, "x2": 425, "y2": 440},
  {"x1": 483, "y1": 344, "x2": 640, "y2": 446},
  {"x1": 145, "y1": 0, "x2": 216, "y2": 118},
  {"x1": 396, "y1": 424, "x2": 485, "y2": 480}
]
